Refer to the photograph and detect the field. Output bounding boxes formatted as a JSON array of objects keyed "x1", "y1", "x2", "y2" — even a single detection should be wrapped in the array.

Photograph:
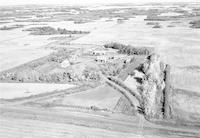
[
  {"x1": 0, "y1": 117, "x2": 144, "y2": 138},
  {"x1": 0, "y1": 83, "x2": 75, "y2": 99},
  {"x1": 0, "y1": 2, "x2": 200, "y2": 138},
  {"x1": 171, "y1": 88, "x2": 200, "y2": 125}
]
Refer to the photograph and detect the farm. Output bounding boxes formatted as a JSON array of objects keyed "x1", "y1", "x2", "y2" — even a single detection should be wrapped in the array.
[{"x1": 0, "y1": 2, "x2": 200, "y2": 138}]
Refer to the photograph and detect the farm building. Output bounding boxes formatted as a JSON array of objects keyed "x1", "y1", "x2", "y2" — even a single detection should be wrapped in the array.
[{"x1": 61, "y1": 59, "x2": 70, "y2": 68}]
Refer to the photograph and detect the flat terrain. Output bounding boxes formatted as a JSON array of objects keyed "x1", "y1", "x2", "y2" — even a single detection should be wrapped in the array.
[
  {"x1": 0, "y1": 83, "x2": 75, "y2": 99},
  {"x1": 1, "y1": 97, "x2": 199, "y2": 138},
  {"x1": 72, "y1": 16, "x2": 200, "y2": 92},
  {"x1": 0, "y1": 3, "x2": 200, "y2": 138},
  {"x1": 1, "y1": 7, "x2": 200, "y2": 91}
]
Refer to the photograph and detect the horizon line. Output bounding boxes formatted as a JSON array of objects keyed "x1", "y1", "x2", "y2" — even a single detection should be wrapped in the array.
[{"x1": 0, "y1": 1, "x2": 199, "y2": 7}]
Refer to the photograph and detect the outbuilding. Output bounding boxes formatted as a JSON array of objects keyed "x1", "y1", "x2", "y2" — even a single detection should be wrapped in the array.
[{"x1": 61, "y1": 59, "x2": 70, "y2": 68}]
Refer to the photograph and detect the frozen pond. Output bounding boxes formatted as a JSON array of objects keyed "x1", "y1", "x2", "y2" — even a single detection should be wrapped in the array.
[{"x1": 159, "y1": 12, "x2": 183, "y2": 16}]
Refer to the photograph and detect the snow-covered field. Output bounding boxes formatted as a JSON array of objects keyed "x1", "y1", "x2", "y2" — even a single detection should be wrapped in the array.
[
  {"x1": 0, "y1": 19, "x2": 116, "y2": 72},
  {"x1": 72, "y1": 16, "x2": 200, "y2": 92},
  {"x1": 55, "y1": 85, "x2": 121, "y2": 110},
  {"x1": 0, "y1": 24, "x2": 53, "y2": 72},
  {"x1": 73, "y1": 16, "x2": 200, "y2": 67},
  {"x1": 0, "y1": 83, "x2": 75, "y2": 99},
  {"x1": 0, "y1": 14, "x2": 200, "y2": 92}
]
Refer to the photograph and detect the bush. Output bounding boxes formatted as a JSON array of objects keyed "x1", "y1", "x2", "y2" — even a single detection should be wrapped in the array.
[
  {"x1": 146, "y1": 22, "x2": 158, "y2": 25},
  {"x1": 189, "y1": 20, "x2": 200, "y2": 28},
  {"x1": 57, "y1": 28, "x2": 90, "y2": 34},
  {"x1": 153, "y1": 24, "x2": 162, "y2": 28}
]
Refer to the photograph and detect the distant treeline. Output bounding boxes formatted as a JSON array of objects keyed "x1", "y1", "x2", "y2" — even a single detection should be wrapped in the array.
[
  {"x1": 0, "y1": 24, "x2": 24, "y2": 30},
  {"x1": 189, "y1": 20, "x2": 200, "y2": 28},
  {"x1": 25, "y1": 26, "x2": 90, "y2": 35},
  {"x1": 104, "y1": 42, "x2": 153, "y2": 55},
  {"x1": 144, "y1": 15, "x2": 167, "y2": 21}
]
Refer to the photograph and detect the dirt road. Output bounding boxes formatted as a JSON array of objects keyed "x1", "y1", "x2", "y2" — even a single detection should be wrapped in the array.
[{"x1": 0, "y1": 104, "x2": 199, "y2": 138}]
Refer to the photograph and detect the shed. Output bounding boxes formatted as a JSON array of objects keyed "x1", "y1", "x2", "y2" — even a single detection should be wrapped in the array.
[{"x1": 61, "y1": 59, "x2": 70, "y2": 68}]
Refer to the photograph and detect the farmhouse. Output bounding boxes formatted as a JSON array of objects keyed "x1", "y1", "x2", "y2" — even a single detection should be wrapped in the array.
[{"x1": 61, "y1": 59, "x2": 70, "y2": 68}]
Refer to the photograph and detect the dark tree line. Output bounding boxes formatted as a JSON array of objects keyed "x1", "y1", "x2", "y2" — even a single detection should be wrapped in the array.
[
  {"x1": 25, "y1": 26, "x2": 90, "y2": 35},
  {"x1": 104, "y1": 42, "x2": 152, "y2": 55}
]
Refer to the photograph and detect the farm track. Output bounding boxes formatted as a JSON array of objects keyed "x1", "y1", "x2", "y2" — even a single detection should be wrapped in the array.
[
  {"x1": 0, "y1": 76, "x2": 199, "y2": 137},
  {"x1": 0, "y1": 116, "x2": 147, "y2": 138},
  {"x1": 0, "y1": 61, "x2": 199, "y2": 137},
  {"x1": 118, "y1": 57, "x2": 146, "y2": 81}
]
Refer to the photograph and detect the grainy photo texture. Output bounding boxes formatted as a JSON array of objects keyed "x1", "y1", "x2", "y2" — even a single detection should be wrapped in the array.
[{"x1": 0, "y1": 0, "x2": 200, "y2": 137}]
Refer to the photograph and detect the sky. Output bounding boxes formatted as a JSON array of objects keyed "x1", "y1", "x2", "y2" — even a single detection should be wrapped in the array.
[{"x1": 0, "y1": 0, "x2": 199, "y2": 6}]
